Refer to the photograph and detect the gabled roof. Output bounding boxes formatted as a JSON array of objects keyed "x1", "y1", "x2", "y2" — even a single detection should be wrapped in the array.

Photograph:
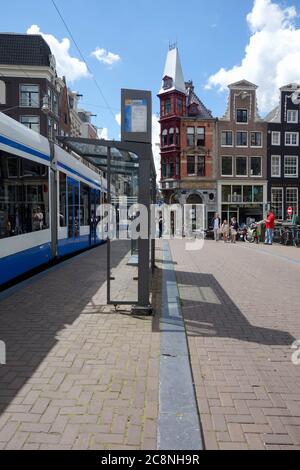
[
  {"x1": 280, "y1": 83, "x2": 300, "y2": 92},
  {"x1": 158, "y1": 46, "x2": 186, "y2": 95},
  {"x1": 265, "y1": 106, "x2": 280, "y2": 123},
  {"x1": 228, "y1": 80, "x2": 258, "y2": 90},
  {"x1": 186, "y1": 81, "x2": 214, "y2": 119},
  {"x1": 0, "y1": 33, "x2": 52, "y2": 67}
]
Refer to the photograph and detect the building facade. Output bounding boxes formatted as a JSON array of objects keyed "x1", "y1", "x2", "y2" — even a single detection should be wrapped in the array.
[
  {"x1": 158, "y1": 47, "x2": 218, "y2": 227},
  {"x1": 0, "y1": 33, "x2": 70, "y2": 141},
  {"x1": 217, "y1": 80, "x2": 268, "y2": 225},
  {"x1": 266, "y1": 83, "x2": 300, "y2": 221}
]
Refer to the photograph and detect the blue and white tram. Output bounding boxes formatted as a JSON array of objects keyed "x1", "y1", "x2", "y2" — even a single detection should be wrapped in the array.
[{"x1": 0, "y1": 112, "x2": 104, "y2": 286}]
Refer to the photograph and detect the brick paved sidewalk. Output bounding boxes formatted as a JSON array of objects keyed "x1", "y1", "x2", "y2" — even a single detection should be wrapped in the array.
[
  {"x1": 0, "y1": 242, "x2": 160, "y2": 450},
  {"x1": 169, "y1": 239, "x2": 300, "y2": 450}
]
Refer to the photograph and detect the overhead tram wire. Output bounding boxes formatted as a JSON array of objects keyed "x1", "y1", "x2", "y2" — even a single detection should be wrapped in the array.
[{"x1": 50, "y1": 0, "x2": 116, "y2": 121}]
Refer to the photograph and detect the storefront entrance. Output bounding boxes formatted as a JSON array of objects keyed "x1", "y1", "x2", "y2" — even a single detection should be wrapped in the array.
[{"x1": 222, "y1": 205, "x2": 264, "y2": 225}]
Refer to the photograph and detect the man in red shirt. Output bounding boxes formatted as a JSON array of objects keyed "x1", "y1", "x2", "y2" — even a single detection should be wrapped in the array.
[{"x1": 264, "y1": 210, "x2": 276, "y2": 245}]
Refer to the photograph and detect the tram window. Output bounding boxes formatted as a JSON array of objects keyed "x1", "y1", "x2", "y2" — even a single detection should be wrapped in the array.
[
  {"x1": 59, "y1": 172, "x2": 67, "y2": 228},
  {"x1": 7, "y1": 157, "x2": 18, "y2": 178},
  {"x1": 80, "y1": 183, "x2": 90, "y2": 226},
  {"x1": 22, "y1": 159, "x2": 47, "y2": 177},
  {"x1": 0, "y1": 151, "x2": 49, "y2": 239}
]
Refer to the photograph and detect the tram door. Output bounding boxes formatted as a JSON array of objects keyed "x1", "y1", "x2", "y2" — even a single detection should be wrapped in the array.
[
  {"x1": 67, "y1": 177, "x2": 80, "y2": 239},
  {"x1": 90, "y1": 189, "x2": 100, "y2": 245}
]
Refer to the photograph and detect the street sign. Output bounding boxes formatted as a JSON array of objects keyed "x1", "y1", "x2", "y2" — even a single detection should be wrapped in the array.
[
  {"x1": 288, "y1": 207, "x2": 293, "y2": 216},
  {"x1": 121, "y1": 89, "x2": 152, "y2": 144}
]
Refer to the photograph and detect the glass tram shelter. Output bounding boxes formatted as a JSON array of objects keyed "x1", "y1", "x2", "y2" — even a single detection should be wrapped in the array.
[{"x1": 60, "y1": 90, "x2": 157, "y2": 314}]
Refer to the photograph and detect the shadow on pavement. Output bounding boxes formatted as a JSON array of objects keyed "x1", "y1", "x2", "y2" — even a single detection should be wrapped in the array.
[
  {"x1": 0, "y1": 240, "x2": 158, "y2": 417},
  {"x1": 161, "y1": 268, "x2": 294, "y2": 347}
]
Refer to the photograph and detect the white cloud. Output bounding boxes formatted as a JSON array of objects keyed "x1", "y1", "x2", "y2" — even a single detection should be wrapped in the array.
[
  {"x1": 115, "y1": 113, "x2": 121, "y2": 126},
  {"x1": 27, "y1": 25, "x2": 89, "y2": 82},
  {"x1": 206, "y1": 0, "x2": 300, "y2": 112},
  {"x1": 98, "y1": 127, "x2": 109, "y2": 140},
  {"x1": 91, "y1": 47, "x2": 121, "y2": 66}
]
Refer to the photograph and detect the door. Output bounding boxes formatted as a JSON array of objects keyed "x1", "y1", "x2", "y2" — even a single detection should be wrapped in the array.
[
  {"x1": 67, "y1": 177, "x2": 80, "y2": 239},
  {"x1": 90, "y1": 188, "x2": 98, "y2": 245}
]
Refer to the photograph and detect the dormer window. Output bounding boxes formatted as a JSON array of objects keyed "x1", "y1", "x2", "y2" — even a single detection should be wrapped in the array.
[
  {"x1": 189, "y1": 104, "x2": 199, "y2": 117},
  {"x1": 163, "y1": 76, "x2": 173, "y2": 90}
]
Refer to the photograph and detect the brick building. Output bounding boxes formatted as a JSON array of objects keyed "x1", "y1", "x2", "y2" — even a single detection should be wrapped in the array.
[
  {"x1": 217, "y1": 80, "x2": 268, "y2": 225},
  {"x1": 158, "y1": 46, "x2": 218, "y2": 227},
  {"x1": 266, "y1": 83, "x2": 300, "y2": 221},
  {"x1": 0, "y1": 33, "x2": 70, "y2": 141}
]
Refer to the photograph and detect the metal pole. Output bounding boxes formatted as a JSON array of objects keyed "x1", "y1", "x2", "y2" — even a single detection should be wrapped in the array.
[{"x1": 106, "y1": 146, "x2": 111, "y2": 305}]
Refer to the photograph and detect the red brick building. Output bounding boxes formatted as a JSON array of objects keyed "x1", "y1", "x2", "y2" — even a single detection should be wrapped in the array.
[{"x1": 158, "y1": 47, "x2": 218, "y2": 227}]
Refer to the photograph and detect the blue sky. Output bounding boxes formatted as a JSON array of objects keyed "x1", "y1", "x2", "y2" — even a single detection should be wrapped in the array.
[{"x1": 2, "y1": 0, "x2": 300, "y2": 142}]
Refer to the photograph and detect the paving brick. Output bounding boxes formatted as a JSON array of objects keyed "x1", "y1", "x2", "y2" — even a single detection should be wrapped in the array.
[
  {"x1": 169, "y1": 239, "x2": 300, "y2": 451},
  {"x1": 0, "y1": 242, "x2": 160, "y2": 450}
]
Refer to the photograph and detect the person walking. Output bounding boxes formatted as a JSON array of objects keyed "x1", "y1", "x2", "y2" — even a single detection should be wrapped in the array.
[
  {"x1": 264, "y1": 210, "x2": 276, "y2": 245},
  {"x1": 213, "y1": 213, "x2": 221, "y2": 242},
  {"x1": 230, "y1": 217, "x2": 239, "y2": 244},
  {"x1": 221, "y1": 220, "x2": 230, "y2": 243}
]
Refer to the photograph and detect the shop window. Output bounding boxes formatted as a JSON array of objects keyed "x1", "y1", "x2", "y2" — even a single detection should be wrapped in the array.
[{"x1": 253, "y1": 186, "x2": 263, "y2": 202}]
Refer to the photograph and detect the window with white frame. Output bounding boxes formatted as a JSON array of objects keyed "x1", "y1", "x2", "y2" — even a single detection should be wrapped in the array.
[
  {"x1": 236, "y1": 156, "x2": 248, "y2": 176},
  {"x1": 284, "y1": 155, "x2": 298, "y2": 177},
  {"x1": 221, "y1": 131, "x2": 233, "y2": 146},
  {"x1": 271, "y1": 188, "x2": 283, "y2": 220},
  {"x1": 222, "y1": 156, "x2": 233, "y2": 176},
  {"x1": 286, "y1": 188, "x2": 298, "y2": 216},
  {"x1": 236, "y1": 109, "x2": 248, "y2": 123},
  {"x1": 287, "y1": 110, "x2": 298, "y2": 124},
  {"x1": 285, "y1": 132, "x2": 299, "y2": 146},
  {"x1": 271, "y1": 155, "x2": 281, "y2": 177},
  {"x1": 272, "y1": 131, "x2": 281, "y2": 146},
  {"x1": 250, "y1": 157, "x2": 262, "y2": 177},
  {"x1": 20, "y1": 116, "x2": 40, "y2": 133},
  {"x1": 186, "y1": 127, "x2": 195, "y2": 147},
  {"x1": 250, "y1": 132, "x2": 262, "y2": 147},
  {"x1": 169, "y1": 128, "x2": 174, "y2": 146},
  {"x1": 236, "y1": 131, "x2": 248, "y2": 147},
  {"x1": 20, "y1": 84, "x2": 40, "y2": 108},
  {"x1": 162, "y1": 129, "x2": 168, "y2": 147}
]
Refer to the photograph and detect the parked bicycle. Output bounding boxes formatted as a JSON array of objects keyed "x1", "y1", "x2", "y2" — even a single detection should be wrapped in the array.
[{"x1": 273, "y1": 225, "x2": 300, "y2": 248}]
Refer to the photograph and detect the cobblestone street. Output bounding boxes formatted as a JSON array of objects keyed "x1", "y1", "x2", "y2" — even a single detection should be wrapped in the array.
[
  {"x1": 169, "y1": 239, "x2": 300, "y2": 450},
  {"x1": 0, "y1": 242, "x2": 160, "y2": 450}
]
